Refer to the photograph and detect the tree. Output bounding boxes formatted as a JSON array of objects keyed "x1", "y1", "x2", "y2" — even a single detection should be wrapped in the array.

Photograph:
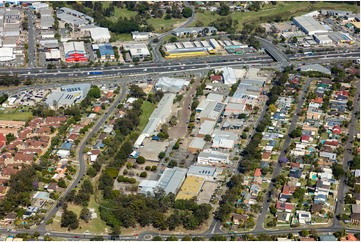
[
  {"x1": 182, "y1": 7, "x2": 193, "y2": 18},
  {"x1": 204, "y1": 134, "x2": 212, "y2": 142},
  {"x1": 110, "y1": 226, "x2": 121, "y2": 237},
  {"x1": 80, "y1": 208, "x2": 92, "y2": 222},
  {"x1": 57, "y1": 178, "x2": 67, "y2": 188},
  {"x1": 61, "y1": 210, "x2": 79, "y2": 230},
  {"x1": 87, "y1": 167, "x2": 97, "y2": 178},
  {"x1": 129, "y1": 85, "x2": 146, "y2": 98},
  {"x1": 182, "y1": 235, "x2": 192, "y2": 241},
  {"x1": 140, "y1": 171, "x2": 147, "y2": 178},
  {"x1": 332, "y1": 163, "x2": 345, "y2": 180},
  {"x1": 293, "y1": 187, "x2": 306, "y2": 199},
  {"x1": 218, "y1": 4, "x2": 230, "y2": 16},
  {"x1": 210, "y1": 235, "x2": 227, "y2": 241},
  {"x1": 5, "y1": 133, "x2": 16, "y2": 145},
  {"x1": 158, "y1": 152, "x2": 166, "y2": 159},
  {"x1": 301, "y1": 229, "x2": 309, "y2": 237},
  {"x1": 169, "y1": 36, "x2": 178, "y2": 43},
  {"x1": 269, "y1": 104, "x2": 277, "y2": 113},
  {"x1": 291, "y1": 37, "x2": 298, "y2": 43},
  {"x1": 290, "y1": 127, "x2": 302, "y2": 138},
  {"x1": 88, "y1": 86, "x2": 101, "y2": 99},
  {"x1": 153, "y1": 236, "x2": 163, "y2": 241},
  {"x1": 136, "y1": 156, "x2": 146, "y2": 164}
]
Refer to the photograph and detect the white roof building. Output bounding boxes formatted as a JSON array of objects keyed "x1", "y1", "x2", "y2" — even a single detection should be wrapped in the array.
[
  {"x1": 80, "y1": 25, "x2": 111, "y2": 43},
  {"x1": 45, "y1": 49, "x2": 61, "y2": 60},
  {"x1": 131, "y1": 31, "x2": 152, "y2": 41},
  {"x1": 155, "y1": 77, "x2": 189, "y2": 93},
  {"x1": 123, "y1": 43, "x2": 151, "y2": 58},
  {"x1": 0, "y1": 47, "x2": 15, "y2": 62},
  {"x1": 31, "y1": 2, "x2": 49, "y2": 11},
  {"x1": 197, "y1": 149, "x2": 230, "y2": 166},
  {"x1": 293, "y1": 15, "x2": 329, "y2": 35},
  {"x1": 216, "y1": 66, "x2": 237, "y2": 85},
  {"x1": 313, "y1": 34, "x2": 333, "y2": 45},
  {"x1": 198, "y1": 120, "x2": 216, "y2": 137}
]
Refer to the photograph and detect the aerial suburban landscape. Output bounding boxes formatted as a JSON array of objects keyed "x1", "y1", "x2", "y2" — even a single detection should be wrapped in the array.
[{"x1": 0, "y1": 0, "x2": 359, "y2": 241}]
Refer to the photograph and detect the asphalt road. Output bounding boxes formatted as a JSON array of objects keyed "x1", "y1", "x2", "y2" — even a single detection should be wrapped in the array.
[
  {"x1": 255, "y1": 78, "x2": 312, "y2": 231},
  {"x1": 333, "y1": 80, "x2": 360, "y2": 226},
  {"x1": 37, "y1": 82, "x2": 128, "y2": 233},
  {"x1": 26, "y1": 9, "x2": 36, "y2": 68},
  {"x1": 256, "y1": 37, "x2": 289, "y2": 65}
]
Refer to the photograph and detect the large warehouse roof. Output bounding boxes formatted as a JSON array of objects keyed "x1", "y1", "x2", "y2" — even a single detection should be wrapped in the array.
[
  {"x1": 0, "y1": 47, "x2": 15, "y2": 62},
  {"x1": 293, "y1": 16, "x2": 329, "y2": 35},
  {"x1": 155, "y1": 77, "x2": 189, "y2": 93}
]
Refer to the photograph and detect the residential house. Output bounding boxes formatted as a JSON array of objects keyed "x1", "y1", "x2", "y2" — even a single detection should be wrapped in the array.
[
  {"x1": 306, "y1": 107, "x2": 323, "y2": 120},
  {"x1": 319, "y1": 234, "x2": 337, "y2": 241},
  {"x1": 232, "y1": 213, "x2": 248, "y2": 225},
  {"x1": 276, "y1": 202, "x2": 294, "y2": 212},
  {"x1": 297, "y1": 210, "x2": 311, "y2": 224},
  {"x1": 351, "y1": 204, "x2": 360, "y2": 225},
  {"x1": 276, "y1": 211, "x2": 291, "y2": 223}
]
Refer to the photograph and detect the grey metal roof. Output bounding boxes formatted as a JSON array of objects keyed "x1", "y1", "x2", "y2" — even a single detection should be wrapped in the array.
[{"x1": 158, "y1": 167, "x2": 187, "y2": 194}]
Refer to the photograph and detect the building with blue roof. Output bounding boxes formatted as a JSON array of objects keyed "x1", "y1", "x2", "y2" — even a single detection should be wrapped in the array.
[
  {"x1": 98, "y1": 43, "x2": 115, "y2": 60},
  {"x1": 61, "y1": 141, "x2": 73, "y2": 150}
]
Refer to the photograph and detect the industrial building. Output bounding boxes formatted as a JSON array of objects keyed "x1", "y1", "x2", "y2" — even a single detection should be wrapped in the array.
[
  {"x1": 138, "y1": 167, "x2": 187, "y2": 196},
  {"x1": 45, "y1": 49, "x2": 61, "y2": 61},
  {"x1": 321, "y1": 9, "x2": 354, "y2": 17},
  {"x1": 39, "y1": 7, "x2": 54, "y2": 30},
  {"x1": 0, "y1": 47, "x2": 15, "y2": 62},
  {"x1": 96, "y1": 43, "x2": 115, "y2": 60},
  {"x1": 154, "y1": 77, "x2": 189, "y2": 93},
  {"x1": 293, "y1": 15, "x2": 329, "y2": 35},
  {"x1": 197, "y1": 101, "x2": 225, "y2": 123},
  {"x1": 313, "y1": 34, "x2": 333, "y2": 45},
  {"x1": 57, "y1": 7, "x2": 93, "y2": 29},
  {"x1": 187, "y1": 137, "x2": 206, "y2": 153},
  {"x1": 131, "y1": 31, "x2": 152, "y2": 41},
  {"x1": 328, "y1": 32, "x2": 354, "y2": 44},
  {"x1": 223, "y1": 102, "x2": 246, "y2": 116},
  {"x1": 198, "y1": 120, "x2": 217, "y2": 137},
  {"x1": 39, "y1": 39, "x2": 59, "y2": 49},
  {"x1": 187, "y1": 165, "x2": 219, "y2": 180},
  {"x1": 30, "y1": 2, "x2": 49, "y2": 11},
  {"x1": 299, "y1": 64, "x2": 331, "y2": 75},
  {"x1": 197, "y1": 149, "x2": 230, "y2": 166},
  {"x1": 175, "y1": 175, "x2": 205, "y2": 200},
  {"x1": 215, "y1": 66, "x2": 237, "y2": 85},
  {"x1": 171, "y1": 27, "x2": 217, "y2": 37},
  {"x1": 212, "y1": 130, "x2": 238, "y2": 150},
  {"x1": 134, "y1": 93, "x2": 176, "y2": 148},
  {"x1": 123, "y1": 43, "x2": 151, "y2": 59},
  {"x1": 45, "y1": 83, "x2": 91, "y2": 109},
  {"x1": 41, "y1": 30, "x2": 55, "y2": 39},
  {"x1": 63, "y1": 41, "x2": 88, "y2": 62},
  {"x1": 58, "y1": 7, "x2": 93, "y2": 23},
  {"x1": 80, "y1": 25, "x2": 111, "y2": 43}
]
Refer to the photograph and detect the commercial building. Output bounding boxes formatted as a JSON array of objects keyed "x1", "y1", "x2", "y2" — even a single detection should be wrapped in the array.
[
  {"x1": 58, "y1": 7, "x2": 93, "y2": 23},
  {"x1": 39, "y1": 39, "x2": 59, "y2": 49},
  {"x1": 45, "y1": 83, "x2": 91, "y2": 109},
  {"x1": 293, "y1": 16, "x2": 329, "y2": 35},
  {"x1": 215, "y1": 66, "x2": 237, "y2": 85},
  {"x1": 171, "y1": 27, "x2": 217, "y2": 37},
  {"x1": 30, "y1": 2, "x2": 49, "y2": 11},
  {"x1": 57, "y1": 7, "x2": 93, "y2": 29},
  {"x1": 224, "y1": 102, "x2": 246, "y2": 116},
  {"x1": 2, "y1": 36, "x2": 18, "y2": 48},
  {"x1": 154, "y1": 77, "x2": 189, "y2": 93},
  {"x1": 41, "y1": 30, "x2": 55, "y2": 39},
  {"x1": 97, "y1": 43, "x2": 115, "y2": 60},
  {"x1": 63, "y1": 41, "x2": 88, "y2": 62},
  {"x1": 197, "y1": 101, "x2": 225, "y2": 123},
  {"x1": 187, "y1": 137, "x2": 206, "y2": 153},
  {"x1": 131, "y1": 31, "x2": 152, "y2": 41},
  {"x1": 314, "y1": 34, "x2": 333, "y2": 45},
  {"x1": 45, "y1": 49, "x2": 61, "y2": 60},
  {"x1": 198, "y1": 119, "x2": 217, "y2": 137},
  {"x1": 197, "y1": 149, "x2": 230, "y2": 166},
  {"x1": 321, "y1": 9, "x2": 353, "y2": 17},
  {"x1": 187, "y1": 165, "x2": 219, "y2": 180},
  {"x1": 212, "y1": 130, "x2": 238, "y2": 150},
  {"x1": 123, "y1": 43, "x2": 151, "y2": 59},
  {"x1": 328, "y1": 32, "x2": 354, "y2": 44},
  {"x1": 300, "y1": 64, "x2": 331, "y2": 75},
  {"x1": 80, "y1": 25, "x2": 111, "y2": 43},
  {"x1": 138, "y1": 167, "x2": 187, "y2": 196},
  {"x1": 0, "y1": 47, "x2": 15, "y2": 62},
  {"x1": 40, "y1": 15, "x2": 54, "y2": 30},
  {"x1": 175, "y1": 175, "x2": 205, "y2": 200},
  {"x1": 4, "y1": 10, "x2": 20, "y2": 24},
  {"x1": 134, "y1": 93, "x2": 176, "y2": 148}
]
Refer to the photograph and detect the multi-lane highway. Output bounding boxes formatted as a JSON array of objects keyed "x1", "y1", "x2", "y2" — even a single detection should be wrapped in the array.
[{"x1": 25, "y1": 8, "x2": 36, "y2": 68}]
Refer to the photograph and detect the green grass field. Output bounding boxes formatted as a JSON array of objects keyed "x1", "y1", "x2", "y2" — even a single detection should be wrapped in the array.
[
  {"x1": 147, "y1": 18, "x2": 188, "y2": 33},
  {"x1": 192, "y1": 2, "x2": 359, "y2": 31},
  {"x1": 0, "y1": 110, "x2": 33, "y2": 121},
  {"x1": 112, "y1": 33, "x2": 133, "y2": 41},
  {"x1": 139, "y1": 101, "x2": 156, "y2": 131}
]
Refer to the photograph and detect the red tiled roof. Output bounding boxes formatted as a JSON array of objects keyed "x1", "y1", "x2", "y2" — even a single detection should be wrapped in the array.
[
  {"x1": 68, "y1": 133, "x2": 79, "y2": 141},
  {"x1": 45, "y1": 116, "x2": 67, "y2": 124},
  {"x1": 276, "y1": 202, "x2": 294, "y2": 210},
  {"x1": 210, "y1": 75, "x2": 222, "y2": 81},
  {"x1": 311, "y1": 97, "x2": 323, "y2": 104},
  {"x1": 2, "y1": 168, "x2": 20, "y2": 176},
  {"x1": 14, "y1": 153, "x2": 34, "y2": 162},
  {"x1": 36, "y1": 126, "x2": 51, "y2": 134},
  {"x1": 290, "y1": 162, "x2": 300, "y2": 169},
  {"x1": 262, "y1": 152, "x2": 271, "y2": 160},
  {"x1": 282, "y1": 185, "x2": 296, "y2": 195},
  {"x1": 346, "y1": 234, "x2": 358, "y2": 241},
  {"x1": 254, "y1": 168, "x2": 262, "y2": 177},
  {"x1": 93, "y1": 106, "x2": 101, "y2": 113},
  {"x1": 301, "y1": 135, "x2": 311, "y2": 141},
  {"x1": 106, "y1": 92, "x2": 113, "y2": 98},
  {"x1": 332, "y1": 125, "x2": 341, "y2": 134},
  {"x1": 324, "y1": 140, "x2": 338, "y2": 146},
  {"x1": 91, "y1": 149, "x2": 101, "y2": 155},
  {"x1": 18, "y1": 128, "x2": 32, "y2": 139},
  {"x1": 0, "y1": 133, "x2": 5, "y2": 148},
  {"x1": 336, "y1": 90, "x2": 349, "y2": 97}
]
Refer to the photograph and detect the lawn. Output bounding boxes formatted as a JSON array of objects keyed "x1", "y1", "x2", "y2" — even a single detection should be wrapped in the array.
[
  {"x1": 139, "y1": 101, "x2": 156, "y2": 131},
  {"x1": 47, "y1": 197, "x2": 110, "y2": 234},
  {"x1": 192, "y1": 2, "x2": 359, "y2": 31},
  {"x1": 0, "y1": 110, "x2": 33, "y2": 121},
  {"x1": 147, "y1": 18, "x2": 188, "y2": 33},
  {"x1": 102, "y1": 2, "x2": 138, "y2": 21},
  {"x1": 112, "y1": 32, "x2": 133, "y2": 41}
]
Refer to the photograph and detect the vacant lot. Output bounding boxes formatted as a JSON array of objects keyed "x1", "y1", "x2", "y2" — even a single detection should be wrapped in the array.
[
  {"x1": 147, "y1": 18, "x2": 187, "y2": 33},
  {"x1": 192, "y1": 2, "x2": 359, "y2": 31},
  {"x1": 0, "y1": 110, "x2": 33, "y2": 121},
  {"x1": 139, "y1": 101, "x2": 156, "y2": 131}
]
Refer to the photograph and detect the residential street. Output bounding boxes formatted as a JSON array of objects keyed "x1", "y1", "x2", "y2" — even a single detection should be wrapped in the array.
[{"x1": 255, "y1": 78, "x2": 312, "y2": 231}]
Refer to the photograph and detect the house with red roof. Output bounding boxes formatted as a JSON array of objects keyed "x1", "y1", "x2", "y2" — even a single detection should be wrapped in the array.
[
  {"x1": 67, "y1": 133, "x2": 79, "y2": 142},
  {"x1": 254, "y1": 168, "x2": 262, "y2": 177},
  {"x1": 14, "y1": 153, "x2": 35, "y2": 163},
  {"x1": 301, "y1": 135, "x2": 312, "y2": 143},
  {"x1": 290, "y1": 162, "x2": 301, "y2": 169},
  {"x1": 332, "y1": 125, "x2": 342, "y2": 135},
  {"x1": 18, "y1": 128, "x2": 32, "y2": 139},
  {"x1": 28, "y1": 118, "x2": 43, "y2": 128},
  {"x1": 0, "y1": 133, "x2": 5, "y2": 149},
  {"x1": 341, "y1": 234, "x2": 358, "y2": 241},
  {"x1": 35, "y1": 126, "x2": 51, "y2": 135},
  {"x1": 276, "y1": 202, "x2": 294, "y2": 212},
  {"x1": 324, "y1": 140, "x2": 339, "y2": 148},
  {"x1": 282, "y1": 185, "x2": 296, "y2": 195},
  {"x1": 336, "y1": 90, "x2": 349, "y2": 97},
  {"x1": 106, "y1": 92, "x2": 113, "y2": 98},
  {"x1": 45, "y1": 116, "x2": 67, "y2": 124},
  {"x1": 311, "y1": 97, "x2": 323, "y2": 104},
  {"x1": 262, "y1": 152, "x2": 272, "y2": 162},
  {"x1": 210, "y1": 75, "x2": 223, "y2": 82},
  {"x1": 2, "y1": 167, "x2": 20, "y2": 177},
  {"x1": 93, "y1": 106, "x2": 101, "y2": 113}
]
